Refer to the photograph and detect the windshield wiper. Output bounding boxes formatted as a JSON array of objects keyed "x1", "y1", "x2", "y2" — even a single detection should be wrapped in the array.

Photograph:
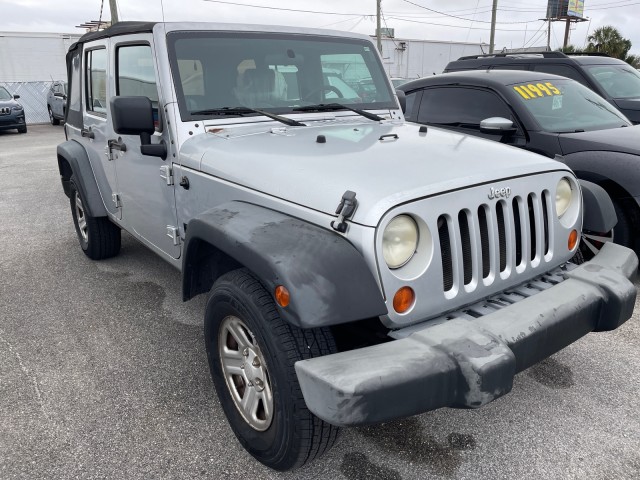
[
  {"x1": 293, "y1": 103, "x2": 384, "y2": 122},
  {"x1": 190, "y1": 106, "x2": 305, "y2": 127}
]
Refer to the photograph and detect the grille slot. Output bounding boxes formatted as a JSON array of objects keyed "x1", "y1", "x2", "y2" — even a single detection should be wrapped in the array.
[
  {"x1": 438, "y1": 215, "x2": 453, "y2": 291},
  {"x1": 478, "y1": 206, "x2": 490, "y2": 279},
  {"x1": 496, "y1": 202, "x2": 507, "y2": 272},
  {"x1": 458, "y1": 210, "x2": 473, "y2": 285},
  {"x1": 437, "y1": 189, "x2": 552, "y2": 294}
]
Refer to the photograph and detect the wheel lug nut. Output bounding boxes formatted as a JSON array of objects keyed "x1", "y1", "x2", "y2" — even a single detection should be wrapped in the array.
[
  {"x1": 252, "y1": 358, "x2": 260, "y2": 367},
  {"x1": 242, "y1": 348, "x2": 249, "y2": 357}
]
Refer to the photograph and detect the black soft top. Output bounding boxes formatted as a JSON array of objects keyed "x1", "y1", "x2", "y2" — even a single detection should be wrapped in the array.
[{"x1": 69, "y1": 21, "x2": 157, "y2": 50}]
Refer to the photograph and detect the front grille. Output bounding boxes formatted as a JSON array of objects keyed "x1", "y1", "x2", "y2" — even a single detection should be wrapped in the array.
[{"x1": 437, "y1": 192, "x2": 550, "y2": 293}]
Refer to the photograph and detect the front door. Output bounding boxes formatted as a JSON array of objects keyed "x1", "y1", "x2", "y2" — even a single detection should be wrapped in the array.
[{"x1": 108, "y1": 37, "x2": 180, "y2": 259}]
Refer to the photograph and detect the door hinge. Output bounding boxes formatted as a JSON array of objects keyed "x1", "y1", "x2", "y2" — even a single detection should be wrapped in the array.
[
  {"x1": 159, "y1": 165, "x2": 173, "y2": 186},
  {"x1": 112, "y1": 193, "x2": 121, "y2": 208},
  {"x1": 167, "y1": 226, "x2": 181, "y2": 246}
]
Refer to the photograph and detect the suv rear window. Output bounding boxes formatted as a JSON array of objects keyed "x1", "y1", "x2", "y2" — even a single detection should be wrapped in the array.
[{"x1": 583, "y1": 64, "x2": 640, "y2": 99}]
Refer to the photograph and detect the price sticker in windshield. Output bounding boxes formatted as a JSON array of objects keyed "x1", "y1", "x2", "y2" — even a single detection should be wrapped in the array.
[{"x1": 513, "y1": 82, "x2": 561, "y2": 100}]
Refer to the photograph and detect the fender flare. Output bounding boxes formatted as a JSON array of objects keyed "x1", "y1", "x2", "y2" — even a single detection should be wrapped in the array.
[
  {"x1": 579, "y1": 180, "x2": 617, "y2": 233},
  {"x1": 560, "y1": 151, "x2": 640, "y2": 199},
  {"x1": 182, "y1": 202, "x2": 388, "y2": 328},
  {"x1": 57, "y1": 140, "x2": 107, "y2": 217}
]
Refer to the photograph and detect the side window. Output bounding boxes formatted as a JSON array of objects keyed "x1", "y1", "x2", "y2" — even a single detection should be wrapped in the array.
[
  {"x1": 67, "y1": 48, "x2": 82, "y2": 126},
  {"x1": 86, "y1": 48, "x2": 107, "y2": 114},
  {"x1": 53, "y1": 84, "x2": 61, "y2": 94},
  {"x1": 117, "y1": 44, "x2": 160, "y2": 128},
  {"x1": 417, "y1": 87, "x2": 514, "y2": 127},
  {"x1": 532, "y1": 64, "x2": 589, "y2": 86},
  {"x1": 404, "y1": 91, "x2": 421, "y2": 121}
]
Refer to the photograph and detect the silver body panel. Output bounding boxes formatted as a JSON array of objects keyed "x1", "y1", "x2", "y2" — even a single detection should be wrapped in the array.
[{"x1": 66, "y1": 22, "x2": 581, "y2": 329}]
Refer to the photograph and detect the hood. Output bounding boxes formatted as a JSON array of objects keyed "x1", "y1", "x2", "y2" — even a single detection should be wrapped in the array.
[
  {"x1": 0, "y1": 98, "x2": 19, "y2": 108},
  {"x1": 558, "y1": 125, "x2": 640, "y2": 156},
  {"x1": 193, "y1": 120, "x2": 566, "y2": 226},
  {"x1": 613, "y1": 98, "x2": 640, "y2": 124}
]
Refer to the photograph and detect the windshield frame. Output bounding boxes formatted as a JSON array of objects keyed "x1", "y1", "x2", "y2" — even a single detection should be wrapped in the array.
[
  {"x1": 582, "y1": 63, "x2": 640, "y2": 100},
  {"x1": 507, "y1": 77, "x2": 631, "y2": 133},
  {"x1": 166, "y1": 30, "x2": 397, "y2": 122}
]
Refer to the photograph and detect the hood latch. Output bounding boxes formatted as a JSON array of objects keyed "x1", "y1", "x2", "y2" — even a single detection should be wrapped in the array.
[{"x1": 331, "y1": 190, "x2": 357, "y2": 233}]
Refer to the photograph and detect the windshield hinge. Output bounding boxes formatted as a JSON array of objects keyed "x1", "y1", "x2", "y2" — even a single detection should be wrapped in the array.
[
  {"x1": 159, "y1": 165, "x2": 173, "y2": 185},
  {"x1": 167, "y1": 225, "x2": 181, "y2": 246},
  {"x1": 111, "y1": 193, "x2": 121, "y2": 208},
  {"x1": 331, "y1": 190, "x2": 357, "y2": 233}
]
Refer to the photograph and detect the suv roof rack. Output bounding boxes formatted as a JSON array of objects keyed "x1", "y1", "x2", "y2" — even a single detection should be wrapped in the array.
[
  {"x1": 566, "y1": 52, "x2": 611, "y2": 57},
  {"x1": 457, "y1": 51, "x2": 568, "y2": 61}
]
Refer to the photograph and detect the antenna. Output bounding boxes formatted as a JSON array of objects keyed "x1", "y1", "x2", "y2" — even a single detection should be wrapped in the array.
[{"x1": 160, "y1": 0, "x2": 166, "y2": 23}]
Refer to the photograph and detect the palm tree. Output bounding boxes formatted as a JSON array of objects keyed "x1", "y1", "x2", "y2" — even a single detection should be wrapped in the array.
[{"x1": 586, "y1": 26, "x2": 632, "y2": 59}]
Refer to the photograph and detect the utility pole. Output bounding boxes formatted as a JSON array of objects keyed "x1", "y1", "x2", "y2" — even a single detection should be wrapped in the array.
[
  {"x1": 563, "y1": 18, "x2": 571, "y2": 49},
  {"x1": 109, "y1": 0, "x2": 119, "y2": 24},
  {"x1": 376, "y1": 0, "x2": 382, "y2": 53},
  {"x1": 489, "y1": 0, "x2": 498, "y2": 53}
]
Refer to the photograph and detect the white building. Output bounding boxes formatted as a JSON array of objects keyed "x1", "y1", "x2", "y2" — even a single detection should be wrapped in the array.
[
  {"x1": 0, "y1": 31, "x2": 82, "y2": 82},
  {"x1": 377, "y1": 36, "x2": 488, "y2": 80}
]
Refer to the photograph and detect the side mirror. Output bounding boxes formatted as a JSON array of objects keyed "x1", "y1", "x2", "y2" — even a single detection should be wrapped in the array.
[
  {"x1": 110, "y1": 96, "x2": 166, "y2": 159},
  {"x1": 395, "y1": 89, "x2": 406, "y2": 113},
  {"x1": 480, "y1": 117, "x2": 517, "y2": 135},
  {"x1": 13, "y1": 94, "x2": 20, "y2": 100}
]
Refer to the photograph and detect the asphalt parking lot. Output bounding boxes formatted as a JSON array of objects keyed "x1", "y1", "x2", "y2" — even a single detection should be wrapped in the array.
[{"x1": 1, "y1": 124, "x2": 639, "y2": 480}]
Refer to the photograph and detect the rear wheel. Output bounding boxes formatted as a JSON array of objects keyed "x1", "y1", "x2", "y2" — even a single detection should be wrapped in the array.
[
  {"x1": 69, "y1": 175, "x2": 121, "y2": 260},
  {"x1": 48, "y1": 106, "x2": 60, "y2": 125},
  {"x1": 204, "y1": 268, "x2": 339, "y2": 471}
]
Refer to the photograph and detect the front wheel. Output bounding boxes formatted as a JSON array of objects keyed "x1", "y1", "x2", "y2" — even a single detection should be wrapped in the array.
[{"x1": 204, "y1": 268, "x2": 339, "y2": 471}]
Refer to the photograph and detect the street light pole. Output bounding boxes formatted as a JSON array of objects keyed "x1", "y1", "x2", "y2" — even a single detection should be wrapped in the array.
[
  {"x1": 489, "y1": 0, "x2": 498, "y2": 53},
  {"x1": 376, "y1": 0, "x2": 382, "y2": 53},
  {"x1": 109, "y1": 0, "x2": 119, "y2": 24}
]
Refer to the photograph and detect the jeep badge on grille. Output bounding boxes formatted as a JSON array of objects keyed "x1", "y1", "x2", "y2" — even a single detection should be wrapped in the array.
[{"x1": 488, "y1": 186, "x2": 511, "y2": 199}]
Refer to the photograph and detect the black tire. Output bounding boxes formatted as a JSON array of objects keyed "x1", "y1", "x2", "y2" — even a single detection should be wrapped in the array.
[
  {"x1": 204, "y1": 268, "x2": 339, "y2": 471},
  {"x1": 48, "y1": 106, "x2": 60, "y2": 125},
  {"x1": 17, "y1": 125, "x2": 27, "y2": 133},
  {"x1": 69, "y1": 175, "x2": 121, "y2": 260}
]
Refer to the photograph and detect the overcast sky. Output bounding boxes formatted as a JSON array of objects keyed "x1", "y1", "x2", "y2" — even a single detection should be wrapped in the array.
[{"x1": 1, "y1": 0, "x2": 639, "y2": 54}]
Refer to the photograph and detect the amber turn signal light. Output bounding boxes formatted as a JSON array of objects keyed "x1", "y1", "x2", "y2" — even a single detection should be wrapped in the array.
[
  {"x1": 568, "y1": 229, "x2": 578, "y2": 251},
  {"x1": 393, "y1": 286, "x2": 415, "y2": 314},
  {"x1": 275, "y1": 286, "x2": 290, "y2": 307}
]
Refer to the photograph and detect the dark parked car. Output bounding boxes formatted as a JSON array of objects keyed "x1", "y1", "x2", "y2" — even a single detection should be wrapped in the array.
[
  {"x1": 47, "y1": 81, "x2": 67, "y2": 125},
  {"x1": 399, "y1": 69, "x2": 640, "y2": 256},
  {"x1": 0, "y1": 86, "x2": 26, "y2": 133},
  {"x1": 444, "y1": 52, "x2": 640, "y2": 124}
]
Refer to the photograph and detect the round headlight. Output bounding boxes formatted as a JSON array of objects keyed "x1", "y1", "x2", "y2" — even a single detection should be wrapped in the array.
[
  {"x1": 382, "y1": 215, "x2": 418, "y2": 269},
  {"x1": 556, "y1": 177, "x2": 572, "y2": 217}
]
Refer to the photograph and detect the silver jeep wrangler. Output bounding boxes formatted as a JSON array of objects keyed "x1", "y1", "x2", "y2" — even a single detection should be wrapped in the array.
[{"x1": 56, "y1": 21, "x2": 637, "y2": 470}]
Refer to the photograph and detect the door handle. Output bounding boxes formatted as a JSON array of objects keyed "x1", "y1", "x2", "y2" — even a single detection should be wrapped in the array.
[
  {"x1": 108, "y1": 138, "x2": 127, "y2": 152},
  {"x1": 81, "y1": 128, "x2": 95, "y2": 139}
]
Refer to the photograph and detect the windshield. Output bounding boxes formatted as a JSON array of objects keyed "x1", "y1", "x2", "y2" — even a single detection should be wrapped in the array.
[
  {"x1": 510, "y1": 78, "x2": 630, "y2": 132},
  {"x1": 0, "y1": 87, "x2": 12, "y2": 101},
  {"x1": 167, "y1": 31, "x2": 395, "y2": 120},
  {"x1": 583, "y1": 64, "x2": 640, "y2": 99}
]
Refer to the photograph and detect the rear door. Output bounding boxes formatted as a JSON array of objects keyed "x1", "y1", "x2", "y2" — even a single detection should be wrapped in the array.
[{"x1": 78, "y1": 41, "x2": 121, "y2": 218}]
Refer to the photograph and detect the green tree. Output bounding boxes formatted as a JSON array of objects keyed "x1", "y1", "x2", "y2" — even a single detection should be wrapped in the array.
[
  {"x1": 556, "y1": 45, "x2": 583, "y2": 54},
  {"x1": 586, "y1": 25, "x2": 631, "y2": 59}
]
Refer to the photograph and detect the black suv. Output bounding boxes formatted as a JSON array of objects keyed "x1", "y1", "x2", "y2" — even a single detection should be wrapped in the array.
[
  {"x1": 444, "y1": 52, "x2": 640, "y2": 124},
  {"x1": 399, "y1": 69, "x2": 640, "y2": 256}
]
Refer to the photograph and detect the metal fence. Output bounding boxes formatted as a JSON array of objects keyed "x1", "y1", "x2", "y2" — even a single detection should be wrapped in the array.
[{"x1": 1, "y1": 81, "x2": 54, "y2": 125}]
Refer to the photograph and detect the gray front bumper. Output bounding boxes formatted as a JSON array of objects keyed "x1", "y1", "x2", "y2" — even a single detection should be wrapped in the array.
[{"x1": 295, "y1": 243, "x2": 638, "y2": 427}]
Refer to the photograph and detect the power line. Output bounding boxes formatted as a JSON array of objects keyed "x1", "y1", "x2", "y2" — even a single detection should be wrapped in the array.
[
  {"x1": 201, "y1": 0, "x2": 374, "y2": 17},
  {"x1": 400, "y1": 0, "x2": 543, "y2": 24}
]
